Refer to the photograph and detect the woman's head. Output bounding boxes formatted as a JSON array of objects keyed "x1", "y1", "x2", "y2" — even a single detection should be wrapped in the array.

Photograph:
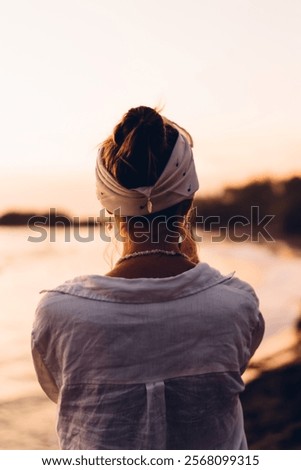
[
  {"x1": 95, "y1": 106, "x2": 200, "y2": 260},
  {"x1": 96, "y1": 106, "x2": 199, "y2": 258},
  {"x1": 96, "y1": 106, "x2": 199, "y2": 219}
]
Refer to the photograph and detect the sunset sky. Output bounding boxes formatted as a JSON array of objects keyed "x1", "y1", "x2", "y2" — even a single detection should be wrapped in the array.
[{"x1": 0, "y1": 0, "x2": 300, "y2": 216}]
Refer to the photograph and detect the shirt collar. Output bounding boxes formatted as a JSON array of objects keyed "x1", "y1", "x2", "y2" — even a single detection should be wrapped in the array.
[{"x1": 41, "y1": 263, "x2": 234, "y2": 304}]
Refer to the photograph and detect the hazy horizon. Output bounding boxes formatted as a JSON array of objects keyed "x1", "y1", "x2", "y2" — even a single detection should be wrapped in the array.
[
  {"x1": 0, "y1": 170, "x2": 300, "y2": 218},
  {"x1": 1, "y1": 0, "x2": 301, "y2": 217}
]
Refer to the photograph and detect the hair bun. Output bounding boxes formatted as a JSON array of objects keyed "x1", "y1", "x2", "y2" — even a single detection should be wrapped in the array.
[
  {"x1": 103, "y1": 106, "x2": 178, "y2": 188},
  {"x1": 136, "y1": 106, "x2": 163, "y2": 129},
  {"x1": 114, "y1": 106, "x2": 164, "y2": 145}
]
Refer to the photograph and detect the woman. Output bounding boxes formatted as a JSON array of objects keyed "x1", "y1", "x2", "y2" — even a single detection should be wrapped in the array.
[{"x1": 32, "y1": 106, "x2": 264, "y2": 450}]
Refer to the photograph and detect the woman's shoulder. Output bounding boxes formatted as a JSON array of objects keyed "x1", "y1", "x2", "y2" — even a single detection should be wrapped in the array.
[
  {"x1": 194, "y1": 262, "x2": 258, "y2": 305},
  {"x1": 220, "y1": 273, "x2": 259, "y2": 306},
  {"x1": 35, "y1": 275, "x2": 94, "y2": 318},
  {"x1": 38, "y1": 274, "x2": 101, "y2": 300}
]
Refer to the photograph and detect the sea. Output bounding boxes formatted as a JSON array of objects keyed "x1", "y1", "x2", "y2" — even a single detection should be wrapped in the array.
[{"x1": 0, "y1": 225, "x2": 301, "y2": 403}]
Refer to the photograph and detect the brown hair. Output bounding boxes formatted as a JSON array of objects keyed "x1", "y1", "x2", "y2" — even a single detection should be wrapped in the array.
[{"x1": 100, "y1": 106, "x2": 179, "y2": 189}]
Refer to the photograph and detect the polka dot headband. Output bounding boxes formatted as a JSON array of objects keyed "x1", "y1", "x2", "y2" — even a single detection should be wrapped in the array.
[{"x1": 95, "y1": 132, "x2": 199, "y2": 216}]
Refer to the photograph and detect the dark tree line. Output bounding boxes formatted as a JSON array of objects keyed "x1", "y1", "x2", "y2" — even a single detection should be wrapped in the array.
[
  {"x1": 0, "y1": 210, "x2": 96, "y2": 227},
  {"x1": 193, "y1": 176, "x2": 301, "y2": 237}
]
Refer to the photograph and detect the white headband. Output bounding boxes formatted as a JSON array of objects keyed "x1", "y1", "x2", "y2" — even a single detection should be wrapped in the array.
[{"x1": 95, "y1": 132, "x2": 199, "y2": 216}]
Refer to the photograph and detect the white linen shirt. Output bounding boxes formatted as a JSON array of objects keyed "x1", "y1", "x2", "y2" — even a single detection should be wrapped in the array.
[{"x1": 32, "y1": 262, "x2": 264, "y2": 450}]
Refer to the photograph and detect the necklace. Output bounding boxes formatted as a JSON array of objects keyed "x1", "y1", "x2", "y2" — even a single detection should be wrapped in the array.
[{"x1": 117, "y1": 249, "x2": 190, "y2": 264}]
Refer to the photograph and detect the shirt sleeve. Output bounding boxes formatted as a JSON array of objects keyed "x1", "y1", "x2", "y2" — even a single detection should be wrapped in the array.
[
  {"x1": 223, "y1": 275, "x2": 265, "y2": 374},
  {"x1": 31, "y1": 336, "x2": 59, "y2": 404},
  {"x1": 239, "y1": 309, "x2": 265, "y2": 374},
  {"x1": 249, "y1": 310, "x2": 265, "y2": 358},
  {"x1": 236, "y1": 278, "x2": 265, "y2": 361}
]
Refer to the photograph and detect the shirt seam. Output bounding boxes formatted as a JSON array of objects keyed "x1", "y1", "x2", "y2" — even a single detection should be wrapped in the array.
[{"x1": 57, "y1": 370, "x2": 243, "y2": 388}]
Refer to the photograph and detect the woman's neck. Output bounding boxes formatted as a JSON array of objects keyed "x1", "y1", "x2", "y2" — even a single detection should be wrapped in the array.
[
  {"x1": 119, "y1": 225, "x2": 199, "y2": 262},
  {"x1": 122, "y1": 239, "x2": 181, "y2": 257}
]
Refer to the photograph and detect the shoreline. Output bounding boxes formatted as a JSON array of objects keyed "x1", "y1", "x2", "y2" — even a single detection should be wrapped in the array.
[{"x1": 243, "y1": 325, "x2": 300, "y2": 382}]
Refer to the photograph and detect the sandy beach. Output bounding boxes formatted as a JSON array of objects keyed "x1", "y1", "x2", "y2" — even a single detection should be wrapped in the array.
[
  {"x1": 0, "y1": 396, "x2": 58, "y2": 450},
  {"x1": 1, "y1": 322, "x2": 300, "y2": 450}
]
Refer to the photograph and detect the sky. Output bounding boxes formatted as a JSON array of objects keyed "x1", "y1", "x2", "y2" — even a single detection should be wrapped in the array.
[{"x1": 0, "y1": 0, "x2": 300, "y2": 216}]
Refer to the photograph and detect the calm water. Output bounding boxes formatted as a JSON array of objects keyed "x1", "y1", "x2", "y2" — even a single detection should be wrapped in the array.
[{"x1": 1, "y1": 226, "x2": 301, "y2": 402}]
